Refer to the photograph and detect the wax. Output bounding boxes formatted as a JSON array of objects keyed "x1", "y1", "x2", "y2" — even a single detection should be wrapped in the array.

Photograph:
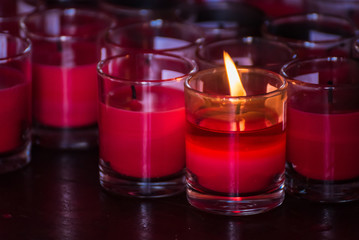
[
  {"x1": 99, "y1": 86, "x2": 185, "y2": 179},
  {"x1": 186, "y1": 109, "x2": 286, "y2": 194},
  {"x1": 33, "y1": 63, "x2": 97, "y2": 128},
  {"x1": 287, "y1": 107, "x2": 359, "y2": 181},
  {"x1": 0, "y1": 68, "x2": 30, "y2": 153},
  {"x1": 32, "y1": 41, "x2": 98, "y2": 128}
]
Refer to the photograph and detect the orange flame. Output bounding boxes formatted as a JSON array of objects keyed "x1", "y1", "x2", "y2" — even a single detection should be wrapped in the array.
[{"x1": 223, "y1": 51, "x2": 246, "y2": 96}]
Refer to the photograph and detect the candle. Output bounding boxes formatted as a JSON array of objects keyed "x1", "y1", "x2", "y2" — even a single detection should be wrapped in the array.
[
  {"x1": 189, "y1": 1, "x2": 265, "y2": 42},
  {"x1": 306, "y1": 0, "x2": 359, "y2": 28},
  {"x1": 282, "y1": 57, "x2": 359, "y2": 202},
  {"x1": 0, "y1": 33, "x2": 31, "y2": 174},
  {"x1": 0, "y1": 0, "x2": 40, "y2": 36},
  {"x1": 196, "y1": 37, "x2": 295, "y2": 72},
  {"x1": 186, "y1": 108, "x2": 286, "y2": 194},
  {"x1": 99, "y1": 86, "x2": 185, "y2": 178},
  {"x1": 98, "y1": 52, "x2": 197, "y2": 198},
  {"x1": 21, "y1": 8, "x2": 115, "y2": 149},
  {"x1": 288, "y1": 108, "x2": 359, "y2": 181},
  {"x1": 184, "y1": 52, "x2": 287, "y2": 216},
  {"x1": 262, "y1": 13, "x2": 356, "y2": 58},
  {"x1": 32, "y1": 42, "x2": 98, "y2": 128},
  {"x1": 104, "y1": 19, "x2": 204, "y2": 60},
  {"x1": 0, "y1": 68, "x2": 30, "y2": 153},
  {"x1": 244, "y1": 0, "x2": 304, "y2": 18}
]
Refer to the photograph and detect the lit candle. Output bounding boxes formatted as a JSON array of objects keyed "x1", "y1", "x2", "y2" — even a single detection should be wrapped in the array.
[{"x1": 185, "y1": 52, "x2": 287, "y2": 215}]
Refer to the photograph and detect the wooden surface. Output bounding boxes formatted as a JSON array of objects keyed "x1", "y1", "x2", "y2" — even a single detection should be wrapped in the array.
[{"x1": 0, "y1": 146, "x2": 359, "y2": 240}]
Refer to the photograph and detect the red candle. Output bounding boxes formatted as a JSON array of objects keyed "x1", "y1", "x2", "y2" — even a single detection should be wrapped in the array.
[
  {"x1": 0, "y1": 68, "x2": 30, "y2": 153},
  {"x1": 262, "y1": 13, "x2": 356, "y2": 58},
  {"x1": 31, "y1": 41, "x2": 98, "y2": 127},
  {"x1": 282, "y1": 57, "x2": 359, "y2": 202},
  {"x1": 97, "y1": 52, "x2": 197, "y2": 197},
  {"x1": 288, "y1": 107, "x2": 359, "y2": 181},
  {"x1": 186, "y1": 110, "x2": 286, "y2": 194},
  {"x1": 184, "y1": 64, "x2": 287, "y2": 215},
  {"x1": 21, "y1": 8, "x2": 115, "y2": 149},
  {"x1": 33, "y1": 62, "x2": 97, "y2": 128},
  {"x1": 99, "y1": 86, "x2": 185, "y2": 178},
  {"x1": 0, "y1": 33, "x2": 31, "y2": 174}
]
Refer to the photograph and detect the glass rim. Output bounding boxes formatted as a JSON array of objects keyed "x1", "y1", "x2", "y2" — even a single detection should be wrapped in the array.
[
  {"x1": 280, "y1": 56, "x2": 359, "y2": 88},
  {"x1": 185, "y1": 67, "x2": 288, "y2": 100},
  {"x1": 262, "y1": 12, "x2": 356, "y2": 44},
  {"x1": 196, "y1": 36, "x2": 296, "y2": 66},
  {"x1": 20, "y1": 8, "x2": 117, "y2": 41},
  {"x1": 97, "y1": 51, "x2": 198, "y2": 84},
  {"x1": 0, "y1": 33, "x2": 31, "y2": 63},
  {"x1": 104, "y1": 19, "x2": 205, "y2": 52},
  {"x1": 191, "y1": 1, "x2": 265, "y2": 28}
]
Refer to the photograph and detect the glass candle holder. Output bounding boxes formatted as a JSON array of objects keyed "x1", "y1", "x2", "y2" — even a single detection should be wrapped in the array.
[
  {"x1": 0, "y1": 0, "x2": 43, "y2": 36},
  {"x1": 21, "y1": 8, "x2": 116, "y2": 149},
  {"x1": 244, "y1": 0, "x2": 305, "y2": 18},
  {"x1": 196, "y1": 37, "x2": 296, "y2": 72},
  {"x1": 305, "y1": 0, "x2": 359, "y2": 28},
  {"x1": 99, "y1": 0, "x2": 186, "y2": 25},
  {"x1": 103, "y1": 19, "x2": 204, "y2": 60},
  {"x1": 281, "y1": 57, "x2": 359, "y2": 202},
  {"x1": 262, "y1": 13, "x2": 356, "y2": 58},
  {"x1": 0, "y1": 33, "x2": 32, "y2": 174},
  {"x1": 98, "y1": 52, "x2": 197, "y2": 198},
  {"x1": 186, "y1": 1, "x2": 265, "y2": 42},
  {"x1": 185, "y1": 67, "x2": 287, "y2": 216}
]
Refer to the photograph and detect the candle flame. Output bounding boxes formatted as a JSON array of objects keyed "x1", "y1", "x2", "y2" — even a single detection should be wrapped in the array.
[{"x1": 223, "y1": 51, "x2": 246, "y2": 96}]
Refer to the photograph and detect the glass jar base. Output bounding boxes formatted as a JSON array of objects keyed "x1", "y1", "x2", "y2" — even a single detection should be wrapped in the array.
[
  {"x1": 186, "y1": 183, "x2": 285, "y2": 216},
  {"x1": 0, "y1": 141, "x2": 31, "y2": 174},
  {"x1": 99, "y1": 159, "x2": 185, "y2": 198},
  {"x1": 33, "y1": 123, "x2": 98, "y2": 150},
  {"x1": 286, "y1": 165, "x2": 359, "y2": 203}
]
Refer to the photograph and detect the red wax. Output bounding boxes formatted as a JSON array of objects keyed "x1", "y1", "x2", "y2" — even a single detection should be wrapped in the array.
[
  {"x1": 99, "y1": 86, "x2": 185, "y2": 179},
  {"x1": 186, "y1": 110, "x2": 286, "y2": 194},
  {"x1": 31, "y1": 41, "x2": 99, "y2": 128},
  {"x1": 33, "y1": 63, "x2": 98, "y2": 127},
  {"x1": 287, "y1": 107, "x2": 359, "y2": 181},
  {"x1": 0, "y1": 68, "x2": 30, "y2": 153}
]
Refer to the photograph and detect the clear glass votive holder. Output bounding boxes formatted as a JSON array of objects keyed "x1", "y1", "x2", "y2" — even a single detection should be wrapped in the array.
[
  {"x1": 186, "y1": 1, "x2": 265, "y2": 42},
  {"x1": 103, "y1": 19, "x2": 204, "y2": 60},
  {"x1": 98, "y1": 52, "x2": 197, "y2": 198},
  {"x1": 0, "y1": 33, "x2": 32, "y2": 174},
  {"x1": 305, "y1": 0, "x2": 359, "y2": 28},
  {"x1": 196, "y1": 37, "x2": 296, "y2": 72},
  {"x1": 185, "y1": 67, "x2": 287, "y2": 216},
  {"x1": 281, "y1": 57, "x2": 359, "y2": 202},
  {"x1": 99, "y1": 0, "x2": 186, "y2": 25},
  {"x1": 0, "y1": 0, "x2": 43, "y2": 36},
  {"x1": 21, "y1": 8, "x2": 116, "y2": 149},
  {"x1": 262, "y1": 13, "x2": 356, "y2": 58}
]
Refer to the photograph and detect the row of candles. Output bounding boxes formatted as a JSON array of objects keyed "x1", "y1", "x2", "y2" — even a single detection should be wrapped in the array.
[{"x1": 1, "y1": 0, "x2": 359, "y2": 216}]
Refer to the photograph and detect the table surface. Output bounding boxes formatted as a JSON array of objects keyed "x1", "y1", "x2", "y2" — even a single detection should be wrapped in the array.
[{"x1": 1, "y1": 146, "x2": 359, "y2": 240}]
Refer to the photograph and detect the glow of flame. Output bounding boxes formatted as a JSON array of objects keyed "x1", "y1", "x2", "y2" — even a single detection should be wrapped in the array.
[{"x1": 223, "y1": 51, "x2": 246, "y2": 96}]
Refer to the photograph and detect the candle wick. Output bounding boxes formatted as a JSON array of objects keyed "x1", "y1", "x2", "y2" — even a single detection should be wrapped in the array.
[
  {"x1": 56, "y1": 41, "x2": 62, "y2": 52},
  {"x1": 218, "y1": 22, "x2": 224, "y2": 29},
  {"x1": 327, "y1": 80, "x2": 333, "y2": 104},
  {"x1": 235, "y1": 103, "x2": 241, "y2": 115},
  {"x1": 131, "y1": 85, "x2": 137, "y2": 100}
]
